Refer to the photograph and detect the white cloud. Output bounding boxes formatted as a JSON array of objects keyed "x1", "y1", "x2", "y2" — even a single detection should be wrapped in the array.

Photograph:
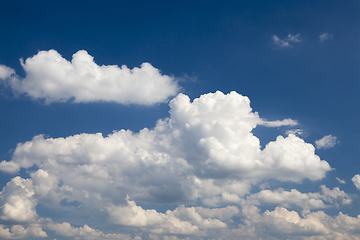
[
  {"x1": 0, "y1": 50, "x2": 179, "y2": 105},
  {"x1": 0, "y1": 92, "x2": 332, "y2": 214},
  {"x1": 193, "y1": 205, "x2": 239, "y2": 221},
  {"x1": 0, "y1": 65, "x2": 15, "y2": 80},
  {"x1": 47, "y1": 222, "x2": 138, "y2": 240},
  {"x1": 193, "y1": 178, "x2": 251, "y2": 206},
  {"x1": 261, "y1": 134, "x2": 331, "y2": 182},
  {"x1": 0, "y1": 224, "x2": 47, "y2": 239},
  {"x1": 0, "y1": 176, "x2": 37, "y2": 223},
  {"x1": 259, "y1": 118, "x2": 298, "y2": 127},
  {"x1": 0, "y1": 92, "x2": 331, "y2": 205},
  {"x1": 336, "y1": 177, "x2": 346, "y2": 184},
  {"x1": 31, "y1": 169, "x2": 63, "y2": 205},
  {"x1": 262, "y1": 207, "x2": 331, "y2": 236},
  {"x1": 107, "y1": 198, "x2": 228, "y2": 235},
  {"x1": 0, "y1": 91, "x2": 335, "y2": 239},
  {"x1": 352, "y1": 174, "x2": 360, "y2": 190},
  {"x1": 285, "y1": 128, "x2": 304, "y2": 136},
  {"x1": 0, "y1": 161, "x2": 20, "y2": 174},
  {"x1": 230, "y1": 205, "x2": 360, "y2": 239},
  {"x1": 118, "y1": 205, "x2": 360, "y2": 239},
  {"x1": 272, "y1": 34, "x2": 301, "y2": 48},
  {"x1": 319, "y1": 33, "x2": 333, "y2": 42},
  {"x1": 315, "y1": 134, "x2": 338, "y2": 149},
  {"x1": 244, "y1": 185, "x2": 352, "y2": 209}
]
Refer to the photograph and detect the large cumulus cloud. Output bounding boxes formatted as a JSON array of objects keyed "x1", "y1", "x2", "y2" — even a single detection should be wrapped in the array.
[
  {"x1": 0, "y1": 50, "x2": 179, "y2": 104},
  {"x1": 0, "y1": 91, "x2": 338, "y2": 239}
]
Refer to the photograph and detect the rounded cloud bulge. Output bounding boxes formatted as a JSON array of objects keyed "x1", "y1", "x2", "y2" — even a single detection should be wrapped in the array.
[{"x1": 0, "y1": 49, "x2": 180, "y2": 105}]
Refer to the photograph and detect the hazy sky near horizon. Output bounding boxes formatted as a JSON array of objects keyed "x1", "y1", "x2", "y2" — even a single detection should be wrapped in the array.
[{"x1": 1, "y1": 0, "x2": 360, "y2": 239}]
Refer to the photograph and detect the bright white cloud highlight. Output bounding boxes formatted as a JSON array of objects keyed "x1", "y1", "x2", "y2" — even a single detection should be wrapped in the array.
[
  {"x1": 319, "y1": 33, "x2": 333, "y2": 42},
  {"x1": 272, "y1": 34, "x2": 301, "y2": 48},
  {"x1": 315, "y1": 134, "x2": 338, "y2": 149},
  {"x1": 0, "y1": 50, "x2": 179, "y2": 105}
]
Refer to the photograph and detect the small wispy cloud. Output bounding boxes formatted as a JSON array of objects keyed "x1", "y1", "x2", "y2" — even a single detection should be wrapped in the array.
[
  {"x1": 315, "y1": 135, "x2": 338, "y2": 149},
  {"x1": 336, "y1": 177, "x2": 345, "y2": 184},
  {"x1": 319, "y1": 33, "x2": 333, "y2": 42},
  {"x1": 272, "y1": 34, "x2": 301, "y2": 48},
  {"x1": 286, "y1": 129, "x2": 304, "y2": 136},
  {"x1": 260, "y1": 118, "x2": 298, "y2": 127}
]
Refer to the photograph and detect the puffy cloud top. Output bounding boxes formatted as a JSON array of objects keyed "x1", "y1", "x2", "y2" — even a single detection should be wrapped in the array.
[
  {"x1": 0, "y1": 91, "x2": 337, "y2": 239},
  {"x1": 0, "y1": 91, "x2": 331, "y2": 210},
  {"x1": 0, "y1": 50, "x2": 179, "y2": 105}
]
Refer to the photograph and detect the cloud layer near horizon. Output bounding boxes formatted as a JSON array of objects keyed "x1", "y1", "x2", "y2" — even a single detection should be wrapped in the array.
[
  {"x1": 0, "y1": 50, "x2": 179, "y2": 104},
  {"x1": 0, "y1": 91, "x2": 351, "y2": 239}
]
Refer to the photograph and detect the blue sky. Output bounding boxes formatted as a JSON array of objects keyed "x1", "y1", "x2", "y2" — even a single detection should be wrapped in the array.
[{"x1": 0, "y1": 0, "x2": 360, "y2": 239}]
